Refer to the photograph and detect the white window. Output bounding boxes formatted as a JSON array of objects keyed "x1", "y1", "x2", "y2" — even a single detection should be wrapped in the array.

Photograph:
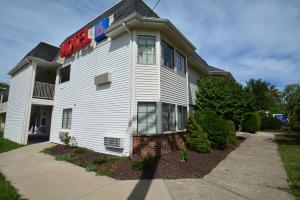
[
  {"x1": 137, "y1": 102, "x2": 157, "y2": 134},
  {"x1": 59, "y1": 65, "x2": 71, "y2": 84},
  {"x1": 137, "y1": 36, "x2": 156, "y2": 65},
  {"x1": 62, "y1": 108, "x2": 72, "y2": 129},
  {"x1": 161, "y1": 40, "x2": 174, "y2": 69},
  {"x1": 177, "y1": 106, "x2": 187, "y2": 130},
  {"x1": 162, "y1": 103, "x2": 176, "y2": 132},
  {"x1": 175, "y1": 51, "x2": 186, "y2": 74}
]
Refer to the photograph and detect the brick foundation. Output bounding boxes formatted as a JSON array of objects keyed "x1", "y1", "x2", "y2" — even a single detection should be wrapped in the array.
[{"x1": 132, "y1": 131, "x2": 186, "y2": 157}]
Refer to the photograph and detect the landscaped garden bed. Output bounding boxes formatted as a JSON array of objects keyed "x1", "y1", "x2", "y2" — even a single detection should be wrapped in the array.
[{"x1": 42, "y1": 136, "x2": 245, "y2": 180}]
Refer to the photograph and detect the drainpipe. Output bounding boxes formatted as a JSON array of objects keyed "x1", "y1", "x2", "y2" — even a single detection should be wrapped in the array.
[{"x1": 122, "y1": 22, "x2": 134, "y2": 157}]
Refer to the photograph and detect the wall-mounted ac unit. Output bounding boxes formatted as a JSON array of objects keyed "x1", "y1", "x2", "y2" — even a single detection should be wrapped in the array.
[{"x1": 104, "y1": 137, "x2": 123, "y2": 149}]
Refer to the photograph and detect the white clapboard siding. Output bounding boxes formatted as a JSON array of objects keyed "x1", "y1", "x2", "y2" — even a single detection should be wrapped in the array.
[
  {"x1": 50, "y1": 32, "x2": 131, "y2": 156},
  {"x1": 4, "y1": 64, "x2": 34, "y2": 144},
  {"x1": 160, "y1": 67, "x2": 188, "y2": 106},
  {"x1": 188, "y1": 66, "x2": 202, "y2": 105}
]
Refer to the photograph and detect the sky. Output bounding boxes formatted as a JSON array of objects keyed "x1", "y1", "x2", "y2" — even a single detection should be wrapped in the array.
[{"x1": 0, "y1": 0, "x2": 299, "y2": 89}]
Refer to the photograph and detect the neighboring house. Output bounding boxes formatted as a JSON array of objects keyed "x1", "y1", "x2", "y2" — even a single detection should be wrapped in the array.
[{"x1": 4, "y1": 0, "x2": 232, "y2": 156}]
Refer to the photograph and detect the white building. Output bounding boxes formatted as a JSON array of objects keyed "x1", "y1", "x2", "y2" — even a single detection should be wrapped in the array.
[{"x1": 4, "y1": 0, "x2": 232, "y2": 156}]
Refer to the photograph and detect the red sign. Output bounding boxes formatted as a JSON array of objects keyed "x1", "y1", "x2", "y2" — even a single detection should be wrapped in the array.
[{"x1": 60, "y1": 27, "x2": 91, "y2": 58}]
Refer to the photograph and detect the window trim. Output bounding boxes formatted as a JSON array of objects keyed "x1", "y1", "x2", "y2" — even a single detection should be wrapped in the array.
[
  {"x1": 62, "y1": 108, "x2": 72, "y2": 129},
  {"x1": 137, "y1": 102, "x2": 157, "y2": 134},
  {"x1": 162, "y1": 103, "x2": 176, "y2": 132},
  {"x1": 59, "y1": 65, "x2": 71, "y2": 84},
  {"x1": 137, "y1": 35, "x2": 156, "y2": 65}
]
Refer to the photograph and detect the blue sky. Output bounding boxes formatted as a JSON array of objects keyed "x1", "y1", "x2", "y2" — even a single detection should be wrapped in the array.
[{"x1": 0, "y1": 0, "x2": 299, "y2": 89}]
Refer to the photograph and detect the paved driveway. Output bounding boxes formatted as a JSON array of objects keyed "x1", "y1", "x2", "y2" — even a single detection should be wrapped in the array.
[
  {"x1": 0, "y1": 132, "x2": 295, "y2": 200},
  {"x1": 165, "y1": 132, "x2": 295, "y2": 200}
]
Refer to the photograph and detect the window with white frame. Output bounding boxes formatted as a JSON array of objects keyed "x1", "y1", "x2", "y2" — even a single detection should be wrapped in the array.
[
  {"x1": 59, "y1": 65, "x2": 70, "y2": 84},
  {"x1": 177, "y1": 105, "x2": 187, "y2": 130},
  {"x1": 175, "y1": 51, "x2": 186, "y2": 74},
  {"x1": 62, "y1": 108, "x2": 72, "y2": 129},
  {"x1": 137, "y1": 102, "x2": 157, "y2": 134},
  {"x1": 162, "y1": 103, "x2": 176, "y2": 132},
  {"x1": 137, "y1": 35, "x2": 156, "y2": 65},
  {"x1": 161, "y1": 40, "x2": 174, "y2": 69}
]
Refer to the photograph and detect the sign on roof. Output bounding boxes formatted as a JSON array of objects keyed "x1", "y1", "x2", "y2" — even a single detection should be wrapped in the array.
[
  {"x1": 60, "y1": 27, "x2": 91, "y2": 58},
  {"x1": 95, "y1": 17, "x2": 109, "y2": 42}
]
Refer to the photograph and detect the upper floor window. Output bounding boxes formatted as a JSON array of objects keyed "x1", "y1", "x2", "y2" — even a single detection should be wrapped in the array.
[
  {"x1": 162, "y1": 103, "x2": 176, "y2": 132},
  {"x1": 161, "y1": 40, "x2": 174, "y2": 69},
  {"x1": 59, "y1": 65, "x2": 70, "y2": 84},
  {"x1": 62, "y1": 108, "x2": 72, "y2": 129},
  {"x1": 175, "y1": 51, "x2": 186, "y2": 75},
  {"x1": 137, "y1": 35, "x2": 156, "y2": 65}
]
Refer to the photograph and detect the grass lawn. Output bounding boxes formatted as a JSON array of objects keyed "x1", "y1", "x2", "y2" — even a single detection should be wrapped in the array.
[
  {"x1": 276, "y1": 134, "x2": 300, "y2": 199},
  {"x1": 0, "y1": 131, "x2": 25, "y2": 200}
]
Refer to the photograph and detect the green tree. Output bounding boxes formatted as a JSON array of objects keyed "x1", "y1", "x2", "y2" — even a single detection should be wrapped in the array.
[
  {"x1": 0, "y1": 82, "x2": 9, "y2": 88},
  {"x1": 195, "y1": 76, "x2": 254, "y2": 124},
  {"x1": 245, "y1": 79, "x2": 279, "y2": 112},
  {"x1": 283, "y1": 84, "x2": 300, "y2": 129}
]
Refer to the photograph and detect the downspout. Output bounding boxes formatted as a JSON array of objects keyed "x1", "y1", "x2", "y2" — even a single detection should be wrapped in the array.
[{"x1": 122, "y1": 22, "x2": 134, "y2": 157}]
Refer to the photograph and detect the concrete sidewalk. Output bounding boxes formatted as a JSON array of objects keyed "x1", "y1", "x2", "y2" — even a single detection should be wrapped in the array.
[
  {"x1": 0, "y1": 143, "x2": 171, "y2": 200},
  {"x1": 165, "y1": 132, "x2": 295, "y2": 200}
]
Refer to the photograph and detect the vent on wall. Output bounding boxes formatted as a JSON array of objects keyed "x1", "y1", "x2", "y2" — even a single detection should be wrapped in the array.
[{"x1": 104, "y1": 137, "x2": 123, "y2": 149}]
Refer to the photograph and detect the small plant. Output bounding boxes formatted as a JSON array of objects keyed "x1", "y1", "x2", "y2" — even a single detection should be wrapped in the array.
[
  {"x1": 180, "y1": 147, "x2": 189, "y2": 161},
  {"x1": 63, "y1": 133, "x2": 72, "y2": 147},
  {"x1": 170, "y1": 176, "x2": 177, "y2": 179},
  {"x1": 55, "y1": 153, "x2": 73, "y2": 161},
  {"x1": 130, "y1": 157, "x2": 154, "y2": 171},
  {"x1": 93, "y1": 157, "x2": 107, "y2": 165},
  {"x1": 106, "y1": 156, "x2": 121, "y2": 163},
  {"x1": 86, "y1": 163, "x2": 97, "y2": 172},
  {"x1": 96, "y1": 168, "x2": 111, "y2": 176},
  {"x1": 74, "y1": 147, "x2": 86, "y2": 154},
  {"x1": 40, "y1": 147, "x2": 52, "y2": 154}
]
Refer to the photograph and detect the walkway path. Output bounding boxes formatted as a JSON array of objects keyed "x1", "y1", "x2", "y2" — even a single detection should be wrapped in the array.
[
  {"x1": 0, "y1": 132, "x2": 295, "y2": 200},
  {"x1": 165, "y1": 132, "x2": 295, "y2": 200},
  {"x1": 0, "y1": 143, "x2": 171, "y2": 200}
]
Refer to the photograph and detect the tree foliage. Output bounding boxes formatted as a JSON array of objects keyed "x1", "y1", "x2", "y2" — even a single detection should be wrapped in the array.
[
  {"x1": 195, "y1": 76, "x2": 254, "y2": 124},
  {"x1": 0, "y1": 82, "x2": 9, "y2": 88},
  {"x1": 283, "y1": 84, "x2": 300, "y2": 129}
]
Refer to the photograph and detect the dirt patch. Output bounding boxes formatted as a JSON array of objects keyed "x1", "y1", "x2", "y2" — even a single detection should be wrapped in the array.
[{"x1": 45, "y1": 137, "x2": 245, "y2": 180}]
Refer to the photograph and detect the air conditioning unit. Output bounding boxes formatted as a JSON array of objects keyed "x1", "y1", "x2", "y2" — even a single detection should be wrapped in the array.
[{"x1": 104, "y1": 137, "x2": 123, "y2": 149}]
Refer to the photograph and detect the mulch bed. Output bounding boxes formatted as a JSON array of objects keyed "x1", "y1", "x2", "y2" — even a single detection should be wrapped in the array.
[{"x1": 45, "y1": 137, "x2": 245, "y2": 180}]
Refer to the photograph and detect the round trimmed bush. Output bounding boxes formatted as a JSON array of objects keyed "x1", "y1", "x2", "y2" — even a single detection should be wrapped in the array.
[
  {"x1": 195, "y1": 110, "x2": 228, "y2": 149},
  {"x1": 243, "y1": 113, "x2": 261, "y2": 133},
  {"x1": 225, "y1": 120, "x2": 237, "y2": 144},
  {"x1": 186, "y1": 115, "x2": 211, "y2": 153},
  {"x1": 258, "y1": 112, "x2": 271, "y2": 130},
  {"x1": 270, "y1": 118, "x2": 282, "y2": 130}
]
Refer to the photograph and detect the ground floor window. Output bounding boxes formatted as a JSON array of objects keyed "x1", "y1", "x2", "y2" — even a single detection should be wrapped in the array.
[
  {"x1": 137, "y1": 102, "x2": 157, "y2": 134},
  {"x1": 62, "y1": 108, "x2": 72, "y2": 129},
  {"x1": 162, "y1": 103, "x2": 176, "y2": 132},
  {"x1": 177, "y1": 105, "x2": 187, "y2": 130}
]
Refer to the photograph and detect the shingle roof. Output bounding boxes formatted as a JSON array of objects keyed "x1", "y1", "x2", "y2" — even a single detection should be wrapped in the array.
[{"x1": 62, "y1": 0, "x2": 159, "y2": 44}]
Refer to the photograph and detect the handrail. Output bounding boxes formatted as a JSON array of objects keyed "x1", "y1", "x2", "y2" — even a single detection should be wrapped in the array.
[{"x1": 33, "y1": 82, "x2": 55, "y2": 100}]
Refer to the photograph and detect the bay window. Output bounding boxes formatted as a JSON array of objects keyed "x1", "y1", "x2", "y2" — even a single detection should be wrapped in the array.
[
  {"x1": 137, "y1": 35, "x2": 156, "y2": 65},
  {"x1": 177, "y1": 105, "x2": 187, "y2": 130},
  {"x1": 162, "y1": 103, "x2": 176, "y2": 132},
  {"x1": 161, "y1": 40, "x2": 174, "y2": 69},
  {"x1": 175, "y1": 51, "x2": 186, "y2": 74},
  {"x1": 137, "y1": 102, "x2": 157, "y2": 134}
]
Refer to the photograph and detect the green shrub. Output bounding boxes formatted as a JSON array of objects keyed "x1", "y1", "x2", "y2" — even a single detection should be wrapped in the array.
[
  {"x1": 225, "y1": 120, "x2": 237, "y2": 144},
  {"x1": 63, "y1": 133, "x2": 72, "y2": 147},
  {"x1": 243, "y1": 113, "x2": 261, "y2": 133},
  {"x1": 55, "y1": 153, "x2": 73, "y2": 161},
  {"x1": 93, "y1": 157, "x2": 107, "y2": 165},
  {"x1": 86, "y1": 163, "x2": 97, "y2": 172},
  {"x1": 186, "y1": 115, "x2": 211, "y2": 153},
  {"x1": 74, "y1": 147, "x2": 86, "y2": 154},
  {"x1": 130, "y1": 157, "x2": 153, "y2": 171},
  {"x1": 96, "y1": 168, "x2": 111, "y2": 176},
  {"x1": 0, "y1": 131, "x2": 3, "y2": 138},
  {"x1": 270, "y1": 118, "x2": 282, "y2": 130},
  {"x1": 180, "y1": 147, "x2": 189, "y2": 161},
  {"x1": 195, "y1": 111, "x2": 228, "y2": 149}
]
